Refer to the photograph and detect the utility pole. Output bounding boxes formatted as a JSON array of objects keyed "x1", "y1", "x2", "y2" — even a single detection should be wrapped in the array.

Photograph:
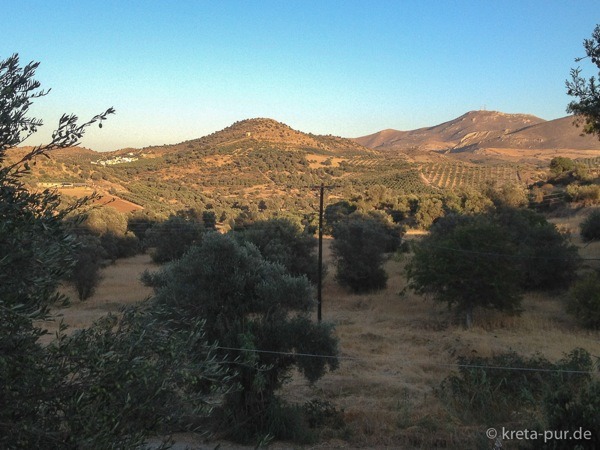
[
  {"x1": 313, "y1": 183, "x2": 336, "y2": 322},
  {"x1": 317, "y1": 183, "x2": 324, "y2": 322}
]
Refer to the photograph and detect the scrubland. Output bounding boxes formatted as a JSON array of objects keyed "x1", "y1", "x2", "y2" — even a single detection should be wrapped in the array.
[{"x1": 42, "y1": 210, "x2": 600, "y2": 449}]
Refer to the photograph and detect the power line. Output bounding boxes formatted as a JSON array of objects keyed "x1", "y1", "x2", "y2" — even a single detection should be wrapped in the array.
[{"x1": 214, "y1": 346, "x2": 599, "y2": 375}]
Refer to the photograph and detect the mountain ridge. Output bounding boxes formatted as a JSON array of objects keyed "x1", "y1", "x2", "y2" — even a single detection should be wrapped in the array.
[{"x1": 353, "y1": 110, "x2": 600, "y2": 157}]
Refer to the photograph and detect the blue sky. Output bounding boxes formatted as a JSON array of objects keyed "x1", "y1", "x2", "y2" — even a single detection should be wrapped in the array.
[{"x1": 2, "y1": 1, "x2": 599, "y2": 151}]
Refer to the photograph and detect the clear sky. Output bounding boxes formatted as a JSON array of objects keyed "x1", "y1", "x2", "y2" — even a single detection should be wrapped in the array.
[{"x1": 2, "y1": 1, "x2": 599, "y2": 151}]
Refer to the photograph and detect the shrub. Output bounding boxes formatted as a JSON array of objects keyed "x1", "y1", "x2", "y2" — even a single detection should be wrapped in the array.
[
  {"x1": 550, "y1": 157, "x2": 577, "y2": 175},
  {"x1": 495, "y1": 207, "x2": 580, "y2": 290},
  {"x1": 540, "y1": 379, "x2": 600, "y2": 449},
  {"x1": 581, "y1": 210, "x2": 600, "y2": 242},
  {"x1": 69, "y1": 238, "x2": 104, "y2": 300},
  {"x1": 566, "y1": 184, "x2": 600, "y2": 205},
  {"x1": 332, "y1": 214, "x2": 401, "y2": 293},
  {"x1": 568, "y1": 272, "x2": 600, "y2": 329},
  {"x1": 83, "y1": 206, "x2": 128, "y2": 235},
  {"x1": 439, "y1": 349, "x2": 594, "y2": 425}
]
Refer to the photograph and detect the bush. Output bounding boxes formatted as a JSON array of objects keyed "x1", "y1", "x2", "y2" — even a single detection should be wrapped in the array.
[
  {"x1": 540, "y1": 379, "x2": 600, "y2": 449},
  {"x1": 566, "y1": 184, "x2": 600, "y2": 205},
  {"x1": 568, "y1": 272, "x2": 600, "y2": 329},
  {"x1": 82, "y1": 206, "x2": 128, "y2": 235},
  {"x1": 439, "y1": 349, "x2": 594, "y2": 425},
  {"x1": 581, "y1": 210, "x2": 600, "y2": 242},
  {"x1": 331, "y1": 214, "x2": 401, "y2": 293},
  {"x1": 69, "y1": 238, "x2": 104, "y2": 300},
  {"x1": 99, "y1": 232, "x2": 140, "y2": 261}
]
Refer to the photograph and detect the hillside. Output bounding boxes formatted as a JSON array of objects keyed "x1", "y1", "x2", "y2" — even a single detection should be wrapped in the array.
[
  {"x1": 115, "y1": 118, "x2": 372, "y2": 158},
  {"x1": 9, "y1": 112, "x2": 599, "y2": 220},
  {"x1": 355, "y1": 111, "x2": 600, "y2": 162}
]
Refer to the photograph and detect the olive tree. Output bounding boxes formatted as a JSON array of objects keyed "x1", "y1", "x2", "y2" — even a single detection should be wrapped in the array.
[
  {"x1": 331, "y1": 214, "x2": 401, "y2": 293},
  {"x1": 144, "y1": 215, "x2": 205, "y2": 263},
  {"x1": 407, "y1": 214, "x2": 523, "y2": 328},
  {"x1": 581, "y1": 209, "x2": 600, "y2": 242},
  {"x1": 566, "y1": 24, "x2": 600, "y2": 139},
  {"x1": 143, "y1": 232, "x2": 339, "y2": 442},
  {"x1": 1, "y1": 54, "x2": 229, "y2": 448},
  {"x1": 234, "y1": 217, "x2": 319, "y2": 283},
  {"x1": 407, "y1": 209, "x2": 580, "y2": 328}
]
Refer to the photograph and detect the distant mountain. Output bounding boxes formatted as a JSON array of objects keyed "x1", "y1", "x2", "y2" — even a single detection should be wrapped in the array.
[
  {"x1": 120, "y1": 118, "x2": 372, "y2": 157},
  {"x1": 354, "y1": 111, "x2": 600, "y2": 159},
  {"x1": 456, "y1": 115, "x2": 600, "y2": 152}
]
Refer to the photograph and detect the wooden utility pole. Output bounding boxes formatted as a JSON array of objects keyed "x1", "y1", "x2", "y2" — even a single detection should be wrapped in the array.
[
  {"x1": 309, "y1": 183, "x2": 336, "y2": 322},
  {"x1": 317, "y1": 183, "x2": 324, "y2": 322}
]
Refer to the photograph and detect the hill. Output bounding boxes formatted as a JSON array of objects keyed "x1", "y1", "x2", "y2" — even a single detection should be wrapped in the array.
[
  {"x1": 10, "y1": 113, "x2": 599, "y2": 220},
  {"x1": 116, "y1": 118, "x2": 372, "y2": 158},
  {"x1": 355, "y1": 110, "x2": 600, "y2": 162}
]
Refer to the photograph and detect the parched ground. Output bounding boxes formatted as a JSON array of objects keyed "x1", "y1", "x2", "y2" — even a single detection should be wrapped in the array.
[
  {"x1": 41, "y1": 209, "x2": 600, "y2": 448},
  {"x1": 41, "y1": 254, "x2": 154, "y2": 341}
]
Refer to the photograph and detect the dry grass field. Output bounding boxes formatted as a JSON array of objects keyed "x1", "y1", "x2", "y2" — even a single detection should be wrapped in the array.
[{"x1": 40, "y1": 210, "x2": 600, "y2": 448}]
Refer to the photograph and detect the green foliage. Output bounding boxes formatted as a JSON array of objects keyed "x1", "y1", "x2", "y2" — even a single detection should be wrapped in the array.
[
  {"x1": 568, "y1": 272, "x2": 600, "y2": 329},
  {"x1": 234, "y1": 218, "x2": 319, "y2": 283},
  {"x1": 69, "y1": 236, "x2": 104, "y2": 300},
  {"x1": 550, "y1": 156, "x2": 577, "y2": 175},
  {"x1": 414, "y1": 196, "x2": 444, "y2": 229},
  {"x1": 566, "y1": 24, "x2": 600, "y2": 139},
  {"x1": 0, "y1": 53, "x2": 227, "y2": 449},
  {"x1": 143, "y1": 232, "x2": 339, "y2": 442},
  {"x1": 145, "y1": 215, "x2": 205, "y2": 263},
  {"x1": 486, "y1": 182, "x2": 529, "y2": 208},
  {"x1": 0, "y1": 53, "x2": 112, "y2": 314},
  {"x1": 324, "y1": 200, "x2": 357, "y2": 233},
  {"x1": 202, "y1": 210, "x2": 217, "y2": 229},
  {"x1": 0, "y1": 306, "x2": 229, "y2": 449},
  {"x1": 99, "y1": 231, "x2": 140, "y2": 261},
  {"x1": 407, "y1": 214, "x2": 522, "y2": 328},
  {"x1": 541, "y1": 379, "x2": 600, "y2": 449},
  {"x1": 407, "y1": 209, "x2": 579, "y2": 327},
  {"x1": 581, "y1": 209, "x2": 600, "y2": 241},
  {"x1": 567, "y1": 183, "x2": 600, "y2": 205},
  {"x1": 127, "y1": 210, "x2": 160, "y2": 240},
  {"x1": 331, "y1": 214, "x2": 401, "y2": 293},
  {"x1": 494, "y1": 208, "x2": 580, "y2": 290},
  {"x1": 82, "y1": 206, "x2": 128, "y2": 235},
  {"x1": 439, "y1": 349, "x2": 595, "y2": 426}
]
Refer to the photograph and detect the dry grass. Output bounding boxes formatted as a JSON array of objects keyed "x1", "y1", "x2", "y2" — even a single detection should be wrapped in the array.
[
  {"x1": 39, "y1": 254, "x2": 155, "y2": 341},
  {"x1": 281, "y1": 232, "x2": 600, "y2": 448},
  {"x1": 37, "y1": 218, "x2": 600, "y2": 448}
]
